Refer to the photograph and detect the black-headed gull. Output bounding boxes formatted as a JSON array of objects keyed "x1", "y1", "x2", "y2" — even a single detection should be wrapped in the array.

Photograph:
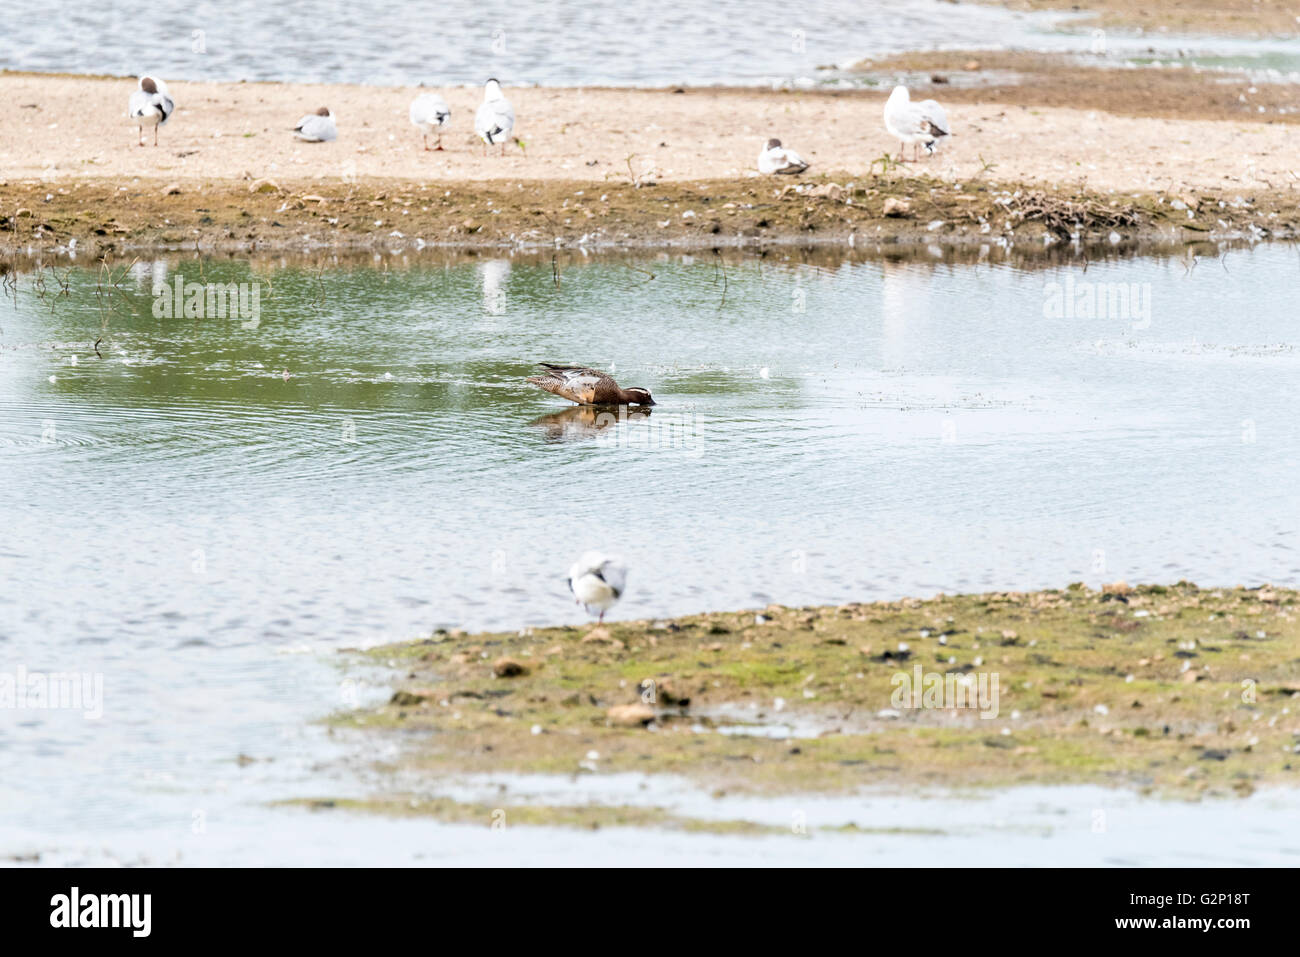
[
  {"x1": 567, "y1": 551, "x2": 628, "y2": 623},
  {"x1": 127, "y1": 76, "x2": 175, "y2": 147},
  {"x1": 292, "y1": 107, "x2": 336, "y2": 143},
  {"x1": 527, "y1": 363, "x2": 656, "y2": 406},
  {"x1": 474, "y1": 79, "x2": 515, "y2": 156},
  {"x1": 758, "y1": 138, "x2": 809, "y2": 175},
  {"x1": 409, "y1": 92, "x2": 451, "y2": 150},
  {"x1": 884, "y1": 85, "x2": 950, "y2": 162}
]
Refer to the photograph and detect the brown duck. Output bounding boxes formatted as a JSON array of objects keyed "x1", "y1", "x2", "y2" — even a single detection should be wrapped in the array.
[{"x1": 526, "y1": 363, "x2": 656, "y2": 406}]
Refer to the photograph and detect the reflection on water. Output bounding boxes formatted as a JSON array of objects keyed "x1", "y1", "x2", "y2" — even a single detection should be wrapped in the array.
[
  {"x1": 2, "y1": 241, "x2": 1298, "y2": 864},
  {"x1": 479, "y1": 259, "x2": 510, "y2": 317},
  {"x1": 530, "y1": 404, "x2": 654, "y2": 443}
]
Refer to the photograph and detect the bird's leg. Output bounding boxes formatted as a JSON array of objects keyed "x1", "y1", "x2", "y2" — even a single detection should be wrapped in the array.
[
  {"x1": 422, "y1": 134, "x2": 429, "y2": 151},
  {"x1": 138, "y1": 126, "x2": 144, "y2": 147},
  {"x1": 897, "y1": 141, "x2": 906, "y2": 163},
  {"x1": 154, "y1": 125, "x2": 159, "y2": 147},
  {"x1": 598, "y1": 609, "x2": 605, "y2": 624},
  {"x1": 435, "y1": 133, "x2": 443, "y2": 151}
]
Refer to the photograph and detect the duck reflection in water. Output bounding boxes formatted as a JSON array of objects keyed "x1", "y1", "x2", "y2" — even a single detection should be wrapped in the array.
[{"x1": 530, "y1": 404, "x2": 654, "y2": 443}]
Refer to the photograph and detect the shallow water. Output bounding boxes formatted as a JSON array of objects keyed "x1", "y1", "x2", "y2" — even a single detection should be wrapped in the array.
[
  {"x1": 2, "y1": 242, "x2": 1298, "y2": 864},
  {"x1": 3, "y1": 0, "x2": 1300, "y2": 87}
]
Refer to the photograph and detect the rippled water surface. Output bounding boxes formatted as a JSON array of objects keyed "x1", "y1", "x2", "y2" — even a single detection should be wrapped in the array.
[
  {"x1": 2, "y1": 243, "x2": 1298, "y2": 863},
  {"x1": 4, "y1": 0, "x2": 1300, "y2": 86}
]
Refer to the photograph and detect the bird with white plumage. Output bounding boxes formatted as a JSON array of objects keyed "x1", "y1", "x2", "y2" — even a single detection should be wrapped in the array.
[
  {"x1": 757, "y1": 138, "x2": 810, "y2": 175},
  {"x1": 567, "y1": 551, "x2": 628, "y2": 624},
  {"x1": 409, "y1": 92, "x2": 451, "y2": 150},
  {"x1": 292, "y1": 107, "x2": 336, "y2": 142},
  {"x1": 883, "y1": 85, "x2": 950, "y2": 162},
  {"x1": 127, "y1": 75, "x2": 175, "y2": 147},
  {"x1": 474, "y1": 78, "x2": 515, "y2": 156}
]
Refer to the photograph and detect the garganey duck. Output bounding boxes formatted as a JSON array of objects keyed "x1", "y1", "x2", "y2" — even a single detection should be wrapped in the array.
[
  {"x1": 526, "y1": 363, "x2": 656, "y2": 406},
  {"x1": 567, "y1": 551, "x2": 627, "y2": 623}
]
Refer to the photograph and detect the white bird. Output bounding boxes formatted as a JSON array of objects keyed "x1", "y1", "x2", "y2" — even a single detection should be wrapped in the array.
[
  {"x1": 567, "y1": 551, "x2": 627, "y2": 624},
  {"x1": 474, "y1": 78, "x2": 515, "y2": 156},
  {"x1": 292, "y1": 107, "x2": 337, "y2": 142},
  {"x1": 127, "y1": 75, "x2": 175, "y2": 147},
  {"x1": 883, "y1": 85, "x2": 950, "y2": 162},
  {"x1": 409, "y1": 92, "x2": 451, "y2": 150},
  {"x1": 757, "y1": 138, "x2": 809, "y2": 175}
]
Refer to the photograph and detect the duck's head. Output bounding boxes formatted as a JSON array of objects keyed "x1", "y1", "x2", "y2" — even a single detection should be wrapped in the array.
[
  {"x1": 316, "y1": 106, "x2": 333, "y2": 118},
  {"x1": 765, "y1": 138, "x2": 782, "y2": 150},
  {"x1": 888, "y1": 85, "x2": 910, "y2": 105},
  {"x1": 623, "y1": 387, "x2": 655, "y2": 406},
  {"x1": 484, "y1": 78, "x2": 503, "y2": 99}
]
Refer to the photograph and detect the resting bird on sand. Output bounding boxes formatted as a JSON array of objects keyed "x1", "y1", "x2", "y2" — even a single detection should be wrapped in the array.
[
  {"x1": 526, "y1": 363, "x2": 656, "y2": 406},
  {"x1": 757, "y1": 138, "x2": 809, "y2": 175},
  {"x1": 474, "y1": 78, "x2": 515, "y2": 155},
  {"x1": 127, "y1": 76, "x2": 175, "y2": 147},
  {"x1": 292, "y1": 107, "x2": 337, "y2": 142},
  {"x1": 409, "y1": 92, "x2": 451, "y2": 150},
  {"x1": 567, "y1": 551, "x2": 627, "y2": 623},
  {"x1": 883, "y1": 85, "x2": 950, "y2": 162}
]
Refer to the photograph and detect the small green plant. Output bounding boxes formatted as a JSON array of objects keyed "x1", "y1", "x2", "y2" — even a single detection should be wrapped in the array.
[{"x1": 869, "y1": 152, "x2": 898, "y2": 176}]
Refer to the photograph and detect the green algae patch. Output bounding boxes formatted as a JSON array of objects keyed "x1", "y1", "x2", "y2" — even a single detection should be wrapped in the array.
[
  {"x1": 278, "y1": 796, "x2": 785, "y2": 835},
  {"x1": 327, "y1": 583, "x2": 1300, "y2": 829}
]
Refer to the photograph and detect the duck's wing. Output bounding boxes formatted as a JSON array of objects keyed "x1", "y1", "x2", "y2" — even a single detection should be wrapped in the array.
[{"x1": 527, "y1": 363, "x2": 616, "y2": 404}]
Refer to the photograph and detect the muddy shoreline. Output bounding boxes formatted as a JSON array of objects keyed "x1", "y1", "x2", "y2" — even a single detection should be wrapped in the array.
[
  {"x1": 2, "y1": 174, "x2": 1294, "y2": 257},
  {"x1": 314, "y1": 583, "x2": 1300, "y2": 831}
]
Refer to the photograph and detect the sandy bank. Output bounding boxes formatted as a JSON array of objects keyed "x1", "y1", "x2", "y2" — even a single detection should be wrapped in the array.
[
  {"x1": 1, "y1": 72, "x2": 1296, "y2": 251},
  {"x1": 4, "y1": 73, "x2": 1296, "y2": 190}
]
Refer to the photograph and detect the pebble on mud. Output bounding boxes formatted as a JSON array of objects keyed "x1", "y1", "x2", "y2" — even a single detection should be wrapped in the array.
[
  {"x1": 493, "y1": 657, "x2": 529, "y2": 678},
  {"x1": 883, "y1": 197, "x2": 911, "y2": 218}
]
